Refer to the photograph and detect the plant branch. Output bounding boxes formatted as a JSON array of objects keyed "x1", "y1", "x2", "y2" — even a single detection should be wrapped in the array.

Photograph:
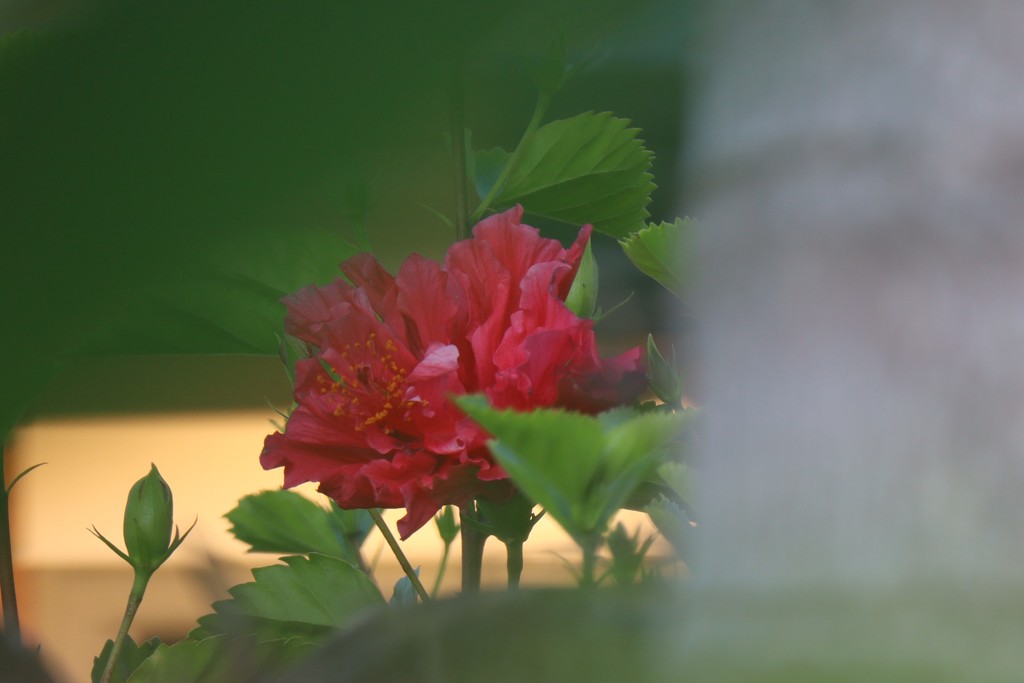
[
  {"x1": 369, "y1": 509, "x2": 429, "y2": 603},
  {"x1": 0, "y1": 443, "x2": 19, "y2": 643},
  {"x1": 471, "y1": 92, "x2": 551, "y2": 221},
  {"x1": 100, "y1": 569, "x2": 151, "y2": 683}
]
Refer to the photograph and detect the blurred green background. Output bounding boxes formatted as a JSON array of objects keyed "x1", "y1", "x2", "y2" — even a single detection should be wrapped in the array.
[{"x1": 1, "y1": 0, "x2": 693, "y2": 426}]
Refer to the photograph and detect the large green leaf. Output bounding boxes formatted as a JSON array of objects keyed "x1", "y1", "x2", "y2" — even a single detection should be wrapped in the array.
[
  {"x1": 226, "y1": 490, "x2": 371, "y2": 566},
  {"x1": 190, "y1": 554, "x2": 385, "y2": 642},
  {"x1": 456, "y1": 397, "x2": 688, "y2": 542},
  {"x1": 488, "y1": 112, "x2": 655, "y2": 238},
  {"x1": 85, "y1": 228, "x2": 357, "y2": 356},
  {"x1": 620, "y1": 217, "x2": 693, "y2": 299}
]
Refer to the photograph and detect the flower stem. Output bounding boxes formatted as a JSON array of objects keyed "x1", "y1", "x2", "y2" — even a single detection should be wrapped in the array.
[
  {"x1": 471, "y1": 92, "x2": 551, "y2": 222},
  {"x1": 430, "y1": 541, "x2": 451, "y2": 599},
  {"x1": 579, "y1": 534, "x2": 600, "y2": 588},
  {"x1": 100, "y1": 569, "x2": 151, "y2": 683},
  {"x1": 449, "y1": 50, "x2": 470, "y2": 241},
  {"x1": 459, "y1": 504, "x2": 486, "y2": 594},
  {"x1": 369, "y1": 509, "x2": 429, "y2": 603},
  {"x1": 505, "y1": 540, "x2": 524, "y2": 590},
  {"x1": 0, "y1": 472, "x2": 19, "y2": 643}
]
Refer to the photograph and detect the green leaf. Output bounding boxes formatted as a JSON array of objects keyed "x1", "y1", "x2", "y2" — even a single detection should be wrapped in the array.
[
  {"x1": 645, "y1": 494, "x2": 692, "y2": 560},
  {"x1": 92, "y1": 635, "x2": 161, "y2": 683},
  {"x1": 477, "y1": 493, "x2": 540, "y2": 544},
  {"x1": 657, "y1": 461, "x2": 692, "y2": 504},
  {"x1": 473, "y1": 147, "x2": 512, "y2": 204},
  {"x1": 489, "y1": 112, "x2": 655, "y2": 238},
  {"x1": 620, "y1": 218, "x2": 693, "y2": 299},
  {"x1": 86, "y1": 227, "x2": 357, "y2": 356},
  {"x1": 126, "y1": 637, "x2": 226, "y2": 683},
  {"x1": 190, "y1": 554, "x2": 385, "y2": 642},
  {"x1": 225, "y1": 490, "x2": 371, "y2": 566},
  {"x1": 456, "y1": 397, "x2": 688, "y2": 543},
  {"x1": 565, "y1": 238, "x2": 598, "y2": 318},
  {"x1": 126, "y1": 635, "x2": 316, "y2": 683}
]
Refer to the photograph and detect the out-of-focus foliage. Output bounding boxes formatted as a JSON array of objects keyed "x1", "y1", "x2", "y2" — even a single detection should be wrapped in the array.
[{"x1": 1, "y1": 0, "x2": 688, "y2": 437}]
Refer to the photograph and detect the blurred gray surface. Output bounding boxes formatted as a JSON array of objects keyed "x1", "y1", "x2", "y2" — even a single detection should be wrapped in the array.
[{"x1": 685, "y1": 1, "x2": 1024, "y2": 678}]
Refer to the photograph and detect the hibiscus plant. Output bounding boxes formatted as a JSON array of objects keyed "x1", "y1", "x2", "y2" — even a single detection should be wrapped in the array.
[{"x1": 0, "y1": 25, "x2": 693, "y2": 683}]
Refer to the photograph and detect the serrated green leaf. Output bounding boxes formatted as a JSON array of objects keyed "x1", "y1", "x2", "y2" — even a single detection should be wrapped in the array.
[
  {"x1": 645, "y1": 495, "x2": 692, "y2": 560},
  {"x1": 489, "y1": 112, "x2": 655, "y2": 238},
  {"x1": 657, "y1": 462, "x2": 692, "y2": 503},
  {"x1": 191, "y1": 554, "x2": 385, "y2": 643},
  {"x1": 92, "y1": 635, "x2": 161, "y2": 683},
  {"x1": 620, "y1": 218, "x2": 693, "y2": 299},
  {"x1": 456, "y1": 397, "x2": 687, "y2": 543},
  {"x1": 225, "y1": 490, "x2": 370, "y2": 566}
]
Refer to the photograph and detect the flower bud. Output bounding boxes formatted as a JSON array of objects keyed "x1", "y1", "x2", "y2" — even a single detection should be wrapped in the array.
[
  {"x1": 646, "y1": 334, "x2": 682, "y2": 406},
  {"x1": 565, "y1": 238, "x2": 599, "y2": 319},
  {"x1": 123, "y1": 464, "x2": 174, "y2": 571}
]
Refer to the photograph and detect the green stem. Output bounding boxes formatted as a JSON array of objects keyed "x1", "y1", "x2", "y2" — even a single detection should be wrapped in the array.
[
  {"x1": 430, "y1": 541, "x2": 451, "y2": 599},
  {"x1": 459, "y1": 504, "x2": 486, "y2": 594},
  {"x1": 0, "y1": 487, "x2": 17, "y2": 642},
  {"x1": 450, "y1": 56, "x2": 470, "y2": 241},
  {"x1": 580, "y1": 535, "x2": 599, "y2": 588},
  {"x1": 471, "y1": 92, "x2": 551, "y2": 222},
  {"x1": 100, "y1": 569, "x2": 151, "y2": 683},
  {"x1": 369, "y1": 509, "x2": 429, "y2": 603},
  {"x1": 505, "y1": 540, "x2": 524, "y2": 590},
  {"x1": 0, "y1": 442, "x2": 19, "y2": 643}
]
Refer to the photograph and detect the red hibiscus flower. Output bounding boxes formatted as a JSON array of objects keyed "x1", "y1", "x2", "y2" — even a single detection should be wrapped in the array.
[{"x1": 260, "y1": 206, "x2": 646, "y2": 538}]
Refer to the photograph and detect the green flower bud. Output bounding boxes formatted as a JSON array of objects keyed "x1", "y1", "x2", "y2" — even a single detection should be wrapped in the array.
[
  {"x1": 434, "y1": 505, "x2": 460, "y2": 546},
  {"x1": 646, "y1": 334, "x2": 682, "y2": 406},
  {"x1": 565, "y1": 238, "x2": 599, "y2": 319},
  {"x1": 123, "y1": 464, "x2": 175, "y2": 571}
]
